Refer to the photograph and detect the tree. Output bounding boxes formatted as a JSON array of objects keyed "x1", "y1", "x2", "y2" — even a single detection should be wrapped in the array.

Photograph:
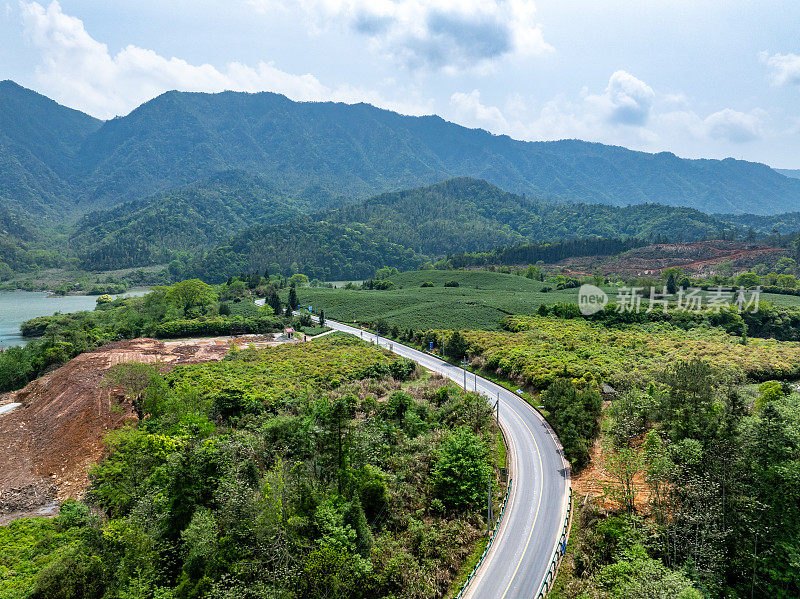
[
  {"x1": 660, "y1": 359, "x2": 716, "y2": 442},
  {"x1": 642, "y1": 430, "x2": 671, "y2": 527},
  {"x1": 540, "y1": 378, "x2": 602, "y2": 470},
  {"x1": 444, "y1": 330, "x2": 468, "y2": 361},
  {"x1": 288, "y1": 284, "x2": 298, "y2": 310},
  {"x1": 318, "y1": 309, "x2": 326, "y2": 329},
  {"x1": 265, "y1": 285, "x2": 282, "y2": 315},
  {"x1": 666, "y1": 271, "x2": 677, "y2": 295},
  {"x1": 603, "y1": 444, "x2": 644, "y2": 515},
  {"x1": 374, "y1": 319, "x2": 390, "y2": 335},
  {"x1": 735, "y1": 272, "x2": 760, "y2": 289},
  {"x1": 103, "y1": 362, "x2": 161, "y2": 419},
  {"x1": 432, "y1": 427, "x2": 491, "y2": 511},
  {"x1": 164, "y1": 279, "x2": 216, "y2": 316}
]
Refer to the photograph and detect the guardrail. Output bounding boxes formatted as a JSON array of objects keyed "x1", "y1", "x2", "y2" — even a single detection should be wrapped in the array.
[
  {"x1": 453, "y1": 477, "x2": 514, "y2": 599},
  {"x1": 535, "y1": 486, "x2": 573, "y2": 598}
]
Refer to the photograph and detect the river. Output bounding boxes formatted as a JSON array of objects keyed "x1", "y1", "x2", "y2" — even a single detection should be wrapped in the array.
[{"x1": 0, "y1": 289, "x2": 150, "y2": 349}]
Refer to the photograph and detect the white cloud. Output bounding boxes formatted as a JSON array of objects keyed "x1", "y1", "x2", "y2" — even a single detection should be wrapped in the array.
[
  {"x1": 586, "y1": 70, "x2": 655, "y2": 126},
  {"x1": 19, "y1": 1, "x2": 433, "y2": 118},
  {"x1": 703, "y1": 108, "x2": 762, "y2": 143},
  {"x1": 445, "y1": 72, "x2": 765, "y2": 154},
  {"x1": 249, "y1": 0, "x2": 553, "y2": 72},
  {"x1": 449, "y1": 89, "x2": 509, "y2": 131},
  {"x1": 761, "y1": 51, "x2": 800, "y2": 86}
]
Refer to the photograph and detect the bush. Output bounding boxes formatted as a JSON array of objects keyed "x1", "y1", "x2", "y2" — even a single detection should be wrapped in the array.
[
  {"x1": 432, "y1": 427, "x2": 491, "y2": 511},
  {"x1": 444, "y1": 330, "x2": 469, "y2": 361},
  {"x1": 420, "y1": 281, "x2": 435, "y2": 287},
  {"x1": 444, "y1": 280, "x2": 460, "y2": 288},
  {"x1": 540, "y1": 378, "x2": 602, "y2": 470},
  {"x1": 55, "y1": 499, "x2": 90, "y2": 530}
]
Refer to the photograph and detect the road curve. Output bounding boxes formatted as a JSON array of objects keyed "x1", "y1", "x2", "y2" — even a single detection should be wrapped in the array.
[{"x1": 321, "y1": 319, "x2": 571, "y2": 598}]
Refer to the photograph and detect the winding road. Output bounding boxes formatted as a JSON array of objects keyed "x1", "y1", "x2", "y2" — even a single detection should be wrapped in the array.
[{"x1": 321, "y1": 318, "x2": 571, "y2": 598}]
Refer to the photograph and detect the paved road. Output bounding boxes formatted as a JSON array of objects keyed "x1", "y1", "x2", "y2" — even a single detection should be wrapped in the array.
[{"x1": 321, "y1": 318, "x2": 571, "y2": 598}]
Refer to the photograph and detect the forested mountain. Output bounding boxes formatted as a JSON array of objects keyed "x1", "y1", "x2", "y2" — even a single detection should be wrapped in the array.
[
  {"x1": 719, "y1": 211, "x2": 800, "y2": 235},
  {"x1": 0, "y1": 81, "x2": 100, "y2": 216},
  {"x1": 325, "y1": 178, "x2": 731, "y2": 256},
  {"x1": 3, "y1": 80, "x2": 800, "y2": 218},
  {"x1": 184, "y1": 220, "x2": 424, "y2": 282},
  {"x1": 70, "y1": 171, "x2": 302, "y2": 269},
  {"x1": 175, "y1": 178, "x2": 753, "y2": 282},
  {"x1": 777, "y1": 168, "x2": 800, "y2": 180}
]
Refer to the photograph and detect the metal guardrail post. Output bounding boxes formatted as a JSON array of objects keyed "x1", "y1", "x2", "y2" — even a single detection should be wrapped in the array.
[{"x1": 535, "y1": 486, "x2": 573, "y2": 598}]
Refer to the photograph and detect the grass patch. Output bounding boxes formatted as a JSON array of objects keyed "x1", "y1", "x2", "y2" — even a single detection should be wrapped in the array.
[{"x1": 0, "y1": 517, "x2": 83, "y2": 599}]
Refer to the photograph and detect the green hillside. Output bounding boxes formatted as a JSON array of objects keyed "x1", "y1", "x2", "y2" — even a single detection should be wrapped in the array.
[
  {"x1": 70, "y1": 171, "x2": 302, "y2": 269},
  {"x1": 3, "y1": 82, "x2": 800, "y2": 218},
  {"x1": 0, "y1": 80, "x2": 100, "y2": 216},
  {"x1": 177, "y1": 178, "x2": 746, "y2": 281}
]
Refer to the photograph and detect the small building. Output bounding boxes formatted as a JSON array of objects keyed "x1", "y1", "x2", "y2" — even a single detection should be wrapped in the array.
[{"x1": 284, "y1": 327, "x2": 294, "y2": 339}]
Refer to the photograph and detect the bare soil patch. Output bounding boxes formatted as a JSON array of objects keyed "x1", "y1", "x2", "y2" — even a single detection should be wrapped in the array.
[
  {"x1": 0, "y1": 336, "x2": 246, "y2": 523},
  {"x1": 556, "y1": 240, "x2": 784, "y2": 277}
]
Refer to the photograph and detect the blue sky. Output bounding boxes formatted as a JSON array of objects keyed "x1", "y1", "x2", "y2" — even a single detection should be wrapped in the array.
[{"x1": 1, "y1": 0, "x2": 799, "y2": 167}]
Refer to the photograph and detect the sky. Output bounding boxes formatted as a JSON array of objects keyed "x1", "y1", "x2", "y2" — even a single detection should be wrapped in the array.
[{"x1": 1, "y1": 1, "x2": 799, "y2": 168}]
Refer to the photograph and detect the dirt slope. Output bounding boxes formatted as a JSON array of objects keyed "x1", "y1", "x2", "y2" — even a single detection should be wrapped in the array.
[
  {"x1": 0, "y1": 337, "x2": 239, "y2": 523},
  {"x1": 557, "y1": 240, "x2": 785, "y2": 277}
]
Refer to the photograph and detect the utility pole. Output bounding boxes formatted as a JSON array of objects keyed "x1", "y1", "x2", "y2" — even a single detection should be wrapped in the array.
[{"x1": 496, "y1": 393, "x2": 500, "y2": 426}]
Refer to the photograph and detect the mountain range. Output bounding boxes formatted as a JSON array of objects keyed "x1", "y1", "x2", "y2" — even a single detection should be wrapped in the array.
[
  {"x1": 3, "y1": 79, "x2": 800, "y2": 280},
  {"x1": 3, "y1": 79, "x2": 800, "y2": 218},
  {"x1": 88, "y1": 176, "x2": 783, "y2": 282}
]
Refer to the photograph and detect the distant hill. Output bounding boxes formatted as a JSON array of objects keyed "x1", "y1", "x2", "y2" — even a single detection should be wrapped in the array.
[
  {"x1": 70, "y1": 171, "x2": 302, "y2": 270},
  {"x1": 178, "y1": 178, "x2": 753, "y2": 281},
  {"x1": 777, "y1": 169, "x2": 800, "y2": 180},
  {"x1": 4, "y1": 80, "x2": 800, "y2": 217},
  {"x1": 718, "y1": 211, "x2": 800, "y2": 236}
]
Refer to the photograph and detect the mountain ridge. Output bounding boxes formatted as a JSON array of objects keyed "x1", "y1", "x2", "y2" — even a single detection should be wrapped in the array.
[{"x1": 2, "y1": 80, "x2": 800, "y2": 217}]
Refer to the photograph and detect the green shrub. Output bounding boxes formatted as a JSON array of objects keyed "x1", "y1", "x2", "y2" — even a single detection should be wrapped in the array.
[{"x1": 432, "y1": 427, "x2": 491, "y2": 511}]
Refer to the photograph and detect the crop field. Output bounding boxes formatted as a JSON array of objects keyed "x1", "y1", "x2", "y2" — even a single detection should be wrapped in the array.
[
  {"x1": 295, "y1": 269, "x2": 800, "y2": 331},
  {"x1": 456, "y1": 315, "x2": 800, "y2": 390},
  {"x1": 296, "y1": 270, "x2": 617, "y2": 331}
]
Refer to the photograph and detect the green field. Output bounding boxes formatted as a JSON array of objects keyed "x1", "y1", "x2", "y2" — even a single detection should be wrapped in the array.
[
  {"x1": 296, "y1": 270, "x2": 613, "y2": 331},
  {"x1": 295, "y1": 269, "x2": 800, "y2": 331}
]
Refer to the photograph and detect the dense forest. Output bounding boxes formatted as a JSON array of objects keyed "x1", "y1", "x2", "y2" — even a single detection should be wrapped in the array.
[
  {"x1": 70, "y1": 172, "x2": 302, "y2": 270},
  {"x1": 93, "y1": 177, "x2": 788, "y2": 283},
  {"x1": 73, "y1": 177, "x2": 750, "y2": 278}
]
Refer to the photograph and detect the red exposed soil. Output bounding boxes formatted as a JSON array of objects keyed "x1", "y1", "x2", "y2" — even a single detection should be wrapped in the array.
[
  {"x1": 555, "y1": 240, "x2": 785, "y2": 277},
  {"x1": 572, "y1": 435, "x2": 651, "y2": 513},
  {"x1": 0, "y1": 337, "x2": 250, "y2": 523}
]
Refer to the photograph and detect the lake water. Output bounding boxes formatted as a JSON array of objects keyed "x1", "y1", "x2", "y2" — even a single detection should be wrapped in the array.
[{"x1": 0, "y1": 289, "x2": 150, "y2": 349}]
